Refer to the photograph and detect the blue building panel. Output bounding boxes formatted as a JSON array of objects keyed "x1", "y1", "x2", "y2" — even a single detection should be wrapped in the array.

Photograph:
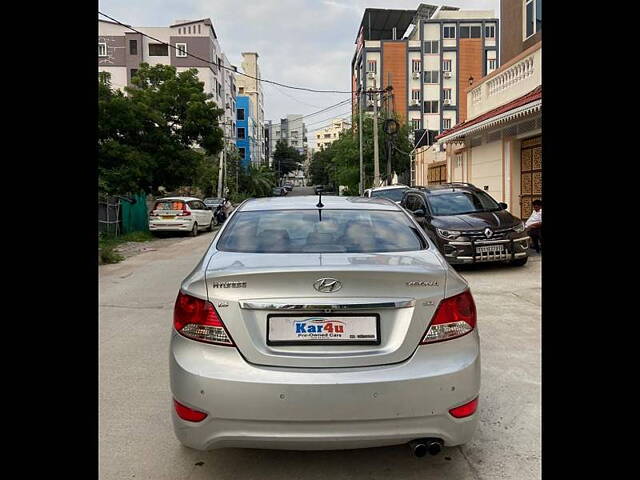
[{"x1": 235, "y1": 96, "x2": 252, "y2": 169}]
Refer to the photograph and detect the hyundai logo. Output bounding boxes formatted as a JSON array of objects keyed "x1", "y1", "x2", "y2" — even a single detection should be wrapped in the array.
[
  {"x1": 313, "y1": 278, "x2": 342, "y2": 293},
  {"x1": 484, "y1": 228, "x2": 494, "y2": 239}
]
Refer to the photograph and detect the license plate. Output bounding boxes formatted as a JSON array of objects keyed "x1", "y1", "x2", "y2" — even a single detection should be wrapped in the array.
[
  {"x1": 267, "y1": 314, "x2": 380, "y2": 345},
  {"x1": 476, "y1": 244, "x2": 505, "y2": 254},
  {"x1": 161, "y1": 216, "x2": 175, "y2": 220}
]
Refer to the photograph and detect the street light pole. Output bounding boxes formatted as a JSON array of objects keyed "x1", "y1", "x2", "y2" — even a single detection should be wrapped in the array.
[
  {"x1": 372, "y1": 78, "x2": 380, "y2": 188},
  {"x1": 358, "y1": 88, "x2": 364, "y2": 195}
]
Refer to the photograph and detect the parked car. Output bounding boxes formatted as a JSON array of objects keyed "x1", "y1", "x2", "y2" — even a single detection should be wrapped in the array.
[
  {"x1": 400, "y1": 183, "x2": 529, "y2": 266},
  {"x1": 149, "y1": 197, "x2": 214, "y2": 237},
  {"x1": 203, "y1": 197, "x2": 224, "y2": 211},
  {"x1": 283, "y1": 183, "x2": 294, "y2": 192},
  {"x1": 363, "y1": 185, "x2": 410, "y2": 204},
  {"x1": 272, "y1": 187, "x2": 287, "y2": 196},
  {"x1": 170, "y1": 195, "x2": 480, "y2": 455}
]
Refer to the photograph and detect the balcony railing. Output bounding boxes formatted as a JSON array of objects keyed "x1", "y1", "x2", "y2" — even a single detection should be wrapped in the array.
[{"x1": 467, "y1": 42, "x2": 541, "y2": 120}]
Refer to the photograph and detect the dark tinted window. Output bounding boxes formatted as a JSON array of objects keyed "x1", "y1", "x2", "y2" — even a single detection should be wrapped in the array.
[
  {"x1": 470, "y1": 26, "x2": 482, "y2": 38},
  {"x1": 427, "y1": 191, "x2": 500, "y2": 216},
  {"x1": 129, "y1": 40, "x2": 137, "y2": 55},
  {"x1": 237, "y1": 127, "x2": 245, "y2": 139},
  {"x1": 460, "y1": 26, "x2": 470, "y2": 38},
  {"x1": 148, "y1": 43, "x2": 168, "y2": 56},
  {"x1": 217, "y1": 209, "x2": 426, "y2": 253},
  {"x1": 370, "y1": 188, "x2": 409, "y2": 202},
  {"x1": 237, "y1": 109, "x2": 245, "y2": 120}
]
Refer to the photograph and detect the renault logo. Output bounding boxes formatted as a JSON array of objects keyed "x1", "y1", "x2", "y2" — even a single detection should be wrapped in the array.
[
  {"x1": 484, "y1": 228, "x2": 494, "y2": 239},
  {"x1": 313, "y1": 278, "x2": 342, "y2": 293}
]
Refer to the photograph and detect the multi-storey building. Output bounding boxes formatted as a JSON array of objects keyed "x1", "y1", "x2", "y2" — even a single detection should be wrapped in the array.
[
  {"x1": 235, "y1": 53, "x2": 265, "y2": 165},
  {"x1": 268, "y1": 115, "x2": 308, "y2": 158},
  {"x1": 351, "y1": 4, "x2": 498, "y2": 141},
  {"x1": 314, "y1": 118, "x2": 351, "y2": 150},
  {"x1": 235, "y1": 96, "x2": 254, "y2": 168},
  {"x1": 435, "y1": 0, "x2": 542, "y2": 220},
  {"x1": 98, "y1": 18, "x2": 237, "y2": 154}
]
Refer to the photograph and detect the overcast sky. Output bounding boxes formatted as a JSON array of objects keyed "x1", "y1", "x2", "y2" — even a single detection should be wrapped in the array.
[{"x1": 99, "y1": 0, "x2": 499, "y2": 147}]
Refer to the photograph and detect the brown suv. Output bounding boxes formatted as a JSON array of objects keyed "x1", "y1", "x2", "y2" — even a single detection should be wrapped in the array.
[{"x1": 401, "y1": 183, "x2": 530, "y2": 266}]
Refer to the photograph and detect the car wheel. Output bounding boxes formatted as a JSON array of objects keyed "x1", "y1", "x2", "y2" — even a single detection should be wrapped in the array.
[
  {"x1": 207, "y1": 218, "x2": 214, "y2": 232},
  {"x1": 190, "y1": 223, "x2": 198, "y2": 237},
  {"x1": 510, "y1": 257, "x2": 528, "y2": 266}
]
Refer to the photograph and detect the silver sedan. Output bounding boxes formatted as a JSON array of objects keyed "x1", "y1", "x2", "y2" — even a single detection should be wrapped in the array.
[{"x1": 170, "y1": 195, "x2": 480, "y2": 456}]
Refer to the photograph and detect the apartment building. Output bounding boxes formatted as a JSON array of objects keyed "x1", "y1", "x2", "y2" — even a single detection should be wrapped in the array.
[
  {"x1": 351, "y1": 4, "x2": 498, "y2": 142},
  {"x1": 314, "y1": 118, "x2": 351, "y2": 150},
  {"x1": 269, "y1": 114, "x2": 308, "y2": 158},
  {"x1": 435, "y1": 0, "x2": 542, "y2": 220},
  {"x1": 235, "y1": 53, "x2": 265, "y2": 165},
  {"x1": 98, "y1": 18, "x2": 237, "y2": 152},
  {"x1": 235, "y1": 96, "x2": 255, "y2": 168}
]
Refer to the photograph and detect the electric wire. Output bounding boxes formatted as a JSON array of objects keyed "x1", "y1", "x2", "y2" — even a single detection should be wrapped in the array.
[{"x1": 99, "y1": 11, "x2": 352, "y2": 94}]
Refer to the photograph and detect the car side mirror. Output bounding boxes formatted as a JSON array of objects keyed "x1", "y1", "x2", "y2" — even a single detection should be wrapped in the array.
[
  {"x1": 499, "y1": 202, "x2": 508, "y2": 210},
  {"x1": 413, "y1": 208, "x2": 425, "y2": 217}
]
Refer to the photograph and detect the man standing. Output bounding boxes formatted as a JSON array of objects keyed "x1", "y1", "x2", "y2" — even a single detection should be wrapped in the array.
[{"x1": 525, "y1": 200, "x2": 542, "y2": 253}]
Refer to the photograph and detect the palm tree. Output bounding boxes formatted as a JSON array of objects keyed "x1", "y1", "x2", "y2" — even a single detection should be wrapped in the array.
[{"x1": 242, "y1": 165, "x2": 276, "y2": 197}]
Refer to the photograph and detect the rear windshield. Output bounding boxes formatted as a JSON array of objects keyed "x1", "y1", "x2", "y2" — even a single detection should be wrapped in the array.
[
  {"x1": 154, "y1": 200, "x2": 185, "y2": 211},
  {"x1": 204, "y1": 198, "x2": 222, "y2": 203},
  {"x1": 427, "y1": 191, "x2": 500, "y2": 216},
  {"x1": 217, "y1": 209, "x2": 426, "y2": 253},
  {"x1": 370, "y1": 188, "x2": 408, "y2": 202}
]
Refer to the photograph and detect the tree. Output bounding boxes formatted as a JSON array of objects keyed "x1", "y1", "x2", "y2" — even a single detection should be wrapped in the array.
[
  {"x1": 98, "y1": 65, "x2": 225, "y2": 195},
  {"x1": 239, "y1": 165, "x2": 277, "y2": 198},
  {"x1": 272, "y1": 140, "x2": 302, "y2": 179}
]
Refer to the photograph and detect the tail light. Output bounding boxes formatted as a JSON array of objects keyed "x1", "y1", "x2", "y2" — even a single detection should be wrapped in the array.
[
  {"x1": 173, "y1": 399, "x2": 208, "y2": 422},
  {"x1": 173, "y1": 291, "x2": 234, "y2": 346},
  {"x1": 420, "y1": 290, "x2": 476, "y2": 344},
  {"x1": 177, "y1": 204, "x2": 191, "y2": 216},
  {"x1": 449, "y1": 397, "x2": 478, "y2": 418}
]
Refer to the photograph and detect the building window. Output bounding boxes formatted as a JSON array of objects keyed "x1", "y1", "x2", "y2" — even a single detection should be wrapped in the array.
[
  {"x1": 149, "y1": 43, "x2": 169, "y2": 56},
  {"x1": 443, "y1": 26, "x2": 456, "y2": 38},
  {"x1": 198, "y1": 24, "x2": 201, "y2": 34},
  {"x1": 459, "y1": 26, "x2": 481, "y2": 39},
  {"x1": 239, "y1": 147, "x2": 245, "y2": 159},
  {"x1": 443, "y1": 89, "x2": 452, "y2": 101},
  {"x1": 98, "y1": 42, "x2": 107, "y2": 57},
  {"x1": 412, "y1": 59, "x2": 421, "y2": 72},
  {"x1": 423, "y1": 71, "x2": 439, "y2": 84},
  {"x1": 129, "y1": 40, "x2": 137, "y2": 55},
  {"x1": 188, "y1": 26, "x2": 191, "y2": 34},
  {"x1": 238, "y1": 86, "x2": 245, "y2": 94},
  {"x1": 488, "y1": 58, "x2": 497, "y2": 72},
  {"x1": 443, "y1": 118, "x2": 452, "y2": 130},
  {"x1": 443, "y1": 59, "x2": 452, "y2": 72},
  {"x1": 237, "y1": 127, "x2": 246, "y2": 139},
  {"x1": 525, "y1": 0, "x2": 542, "y2": 39},
  {"x1": 237, "y1": 109, "x2": 245, "y2": 121},
  {"x1": 455, "y1": 153, "x2": 463, "y2": 168},
  {"x1": 411, "y1": 89, "x2": 421, "y2": 101},
  {"x1": 130, "y1": 69, "x2": 138, "y2": 81},
  {"x1": 176, "y1": 42, "x2": 187, "y2": 57},
  {"x1": 470, "y1": 26, "x2": 482, "y2": 38},
  {"x1": 411, "y1": 119, "x2": 421, "y2": 131},
  {"x1": 367, "y1": 60, "x2": 377, "y2": 73},
  {"x1": 485, "y1": 25, "x2": 496, "y2": 38},
  {"x1": 424, "y1": 100, "x2": 439, "y2": 113},
  {"x1": 424, "y1": 41, "x2": 439, "y2": 53}
]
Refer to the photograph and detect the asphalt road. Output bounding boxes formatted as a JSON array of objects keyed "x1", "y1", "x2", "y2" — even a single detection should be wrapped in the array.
[{"x1": 99, "y1": 198, "x2": 540, "y2": 479}]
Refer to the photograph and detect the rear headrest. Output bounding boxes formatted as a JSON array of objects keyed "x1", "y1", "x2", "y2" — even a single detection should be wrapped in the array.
[{"x1": 306, "y1": 232, "x2": 333, "y2": 245}]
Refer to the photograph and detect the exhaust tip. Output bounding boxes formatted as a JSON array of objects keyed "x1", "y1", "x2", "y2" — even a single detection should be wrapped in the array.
[{"x1": 409, "y1": 438, "x2": 443, "y2": 458}]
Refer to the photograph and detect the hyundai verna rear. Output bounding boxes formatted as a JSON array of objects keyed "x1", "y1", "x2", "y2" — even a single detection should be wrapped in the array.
[{"x1": 170, "y1": 196, "x2": 480, "y2": 454}]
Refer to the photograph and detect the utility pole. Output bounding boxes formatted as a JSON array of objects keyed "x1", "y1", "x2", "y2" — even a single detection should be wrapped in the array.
[
  {"x1": 358, "y1": 88, "x2": 364, "y2": 195},
  {"x1": 371, "y1": 77, "x2": 380, "y2": 187},
  {"x1": 217, "y1": 149, "x2": 225, "y2": 198}
]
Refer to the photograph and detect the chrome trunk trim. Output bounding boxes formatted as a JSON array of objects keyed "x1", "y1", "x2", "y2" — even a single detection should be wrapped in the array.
[{"x1": 239, "y1": 300, "x2": 416, "y2": 311}]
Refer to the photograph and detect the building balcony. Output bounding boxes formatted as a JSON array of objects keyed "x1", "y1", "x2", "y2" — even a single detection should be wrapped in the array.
[{"x1": 467, "y1": 41, "x2": 541, "y2": 121}]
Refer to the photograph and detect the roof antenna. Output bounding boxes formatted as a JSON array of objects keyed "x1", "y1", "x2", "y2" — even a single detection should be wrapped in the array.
[{"x1": 316, "y1": 186, "x2": 324, "y2": 208}]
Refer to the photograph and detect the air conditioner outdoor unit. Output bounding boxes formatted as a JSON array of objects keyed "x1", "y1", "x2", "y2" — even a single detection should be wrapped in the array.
[
  {"x1": 367, "y1": 72, "x2": 376, "y2": 80},
  {"x1": 412, "y1": 99, "x2": 420, "y2": 106},
  {"x1": 444, "y1": 99, "x2": 451, "y2": 105},
  {"x1": 443, "y1": 71, "x2": 452, "y2": 78},
  {"x1": 412, "y1": 71, "x2": 420, "y2": 79}
]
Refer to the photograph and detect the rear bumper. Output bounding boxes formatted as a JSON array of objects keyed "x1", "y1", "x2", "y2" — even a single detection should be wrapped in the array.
[
  {"x1": 169, "y1": 330, "x2": 480, "y2": 450},
  {"x1": 149, "y1": 220, "x2": 193, "y2": 232},
  {"x1": 442, "y1": 236, "x2": 529, "y2": 264}
]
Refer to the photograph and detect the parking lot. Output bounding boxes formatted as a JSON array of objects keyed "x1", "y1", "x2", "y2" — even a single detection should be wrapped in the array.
[{"x1": 99, "y1": 231, "x2": 540, "y2": 480}]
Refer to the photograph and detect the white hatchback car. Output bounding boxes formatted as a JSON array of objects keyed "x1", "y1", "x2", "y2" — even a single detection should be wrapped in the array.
[{"x1": 149, "y1": 197, "x2": 214, "y2": 236}]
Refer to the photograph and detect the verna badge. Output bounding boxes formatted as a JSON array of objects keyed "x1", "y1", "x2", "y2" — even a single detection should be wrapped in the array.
[{"x1": 313, "y1": 278, "x2": 342, "y2": 293}]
